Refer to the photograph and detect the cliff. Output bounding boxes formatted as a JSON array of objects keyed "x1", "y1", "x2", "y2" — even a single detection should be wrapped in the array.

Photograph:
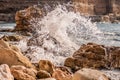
[
  {"x1": 73, "y1": 0, "x2": 120, "y2": 15},
  {"x1": 0, "y1": 0, "x2": 120, "y2": 22}
]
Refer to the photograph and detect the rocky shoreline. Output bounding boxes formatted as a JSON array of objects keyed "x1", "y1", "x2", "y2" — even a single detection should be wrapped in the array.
[
  {"x1": 0, "y1": 5, "x2": 119, "y2": 80},
  {"x1": 0, "y1": 37, "x2": 119, "y2": 80}
]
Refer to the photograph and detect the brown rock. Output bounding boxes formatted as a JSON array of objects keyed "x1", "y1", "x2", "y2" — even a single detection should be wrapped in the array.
[
  {"x1": 37, "y1": 70, "x2": 51, "y2": 79},
  {"x1": 52, "y1": 69, "x2": 72, "y2": 80},
  {"x1": 0, "y1": 64, "x2": 14, "y2": 80},
  {"x1": 72, "y1": 68, "x2": 109, "y2": 80},
  {"x1": 10, "y1": 65, "x2": 37, "y2": 80},
  {"x1": 102, "y1": 15, "x2": 110, "y2": 22},
  {"x1": 38, "y1": 78, "x2": 56, "y2": 80},
  {"x1": 0, "y1": 35, "x2": 23, "y2": 41},
  {"x1": 0, "y1": 39, "x2": 35, "y2": 68},
  {"x1": 38, "y1": 60, "x2": 55, "y2": 75},
  {"x1": 64, "y1": 43, "x2": 120, "y2": 71},
  {"x1": 14, "y1": 5, "x2": 43, "y2": 32}
]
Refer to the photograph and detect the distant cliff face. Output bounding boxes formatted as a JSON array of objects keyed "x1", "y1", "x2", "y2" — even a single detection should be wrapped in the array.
[
  {"x1": 72, "y1": 0, "x2": 120, "y2": 15},
  {"x1": 0, "y1": 0, "x2": 119, "y2": 22}
]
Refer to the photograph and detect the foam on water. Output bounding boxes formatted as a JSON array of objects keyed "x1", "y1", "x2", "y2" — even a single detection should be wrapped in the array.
[{"x1": 18, "y1": 5, "x2": 104, "y2": 65}]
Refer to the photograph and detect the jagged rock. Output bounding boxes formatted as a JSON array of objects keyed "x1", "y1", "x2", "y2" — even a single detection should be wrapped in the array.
[
  {"x1": 14, "y1": 5, "x2": 43, "y2": 32},
  {"x1": 0, "y1": 35, "x2": 23, "y2": 41},
  {"x1": 64, "y1": 43, "x2": 120, "y2": 71},
  {"x1": 52, "y1": 69, "x2": 72, "y2": 80},
  {"x1": 0, "y1": 39, "x2": 35, "y2": 68},
  {"x1": 11, "y1": 65, "x2": 37, "y2": 80},
  {"x1": 0, "y1": 64, "x2": 14, "y2": 80},
  {"x1": 55, "y1": 66, "x2": 72, "y2": 75},
  {"x1": 38, "y1": 60, "x2": 55, "y2": 75},
  {"x1": 38, "y1": 78, "x2": 56, "y2": 80},
  {"x1": 37, "y1": 70, "x2": 51, "y2": 79},
  {"x1": 72, "y1": 68, "x2": 110, "y2": 80}
]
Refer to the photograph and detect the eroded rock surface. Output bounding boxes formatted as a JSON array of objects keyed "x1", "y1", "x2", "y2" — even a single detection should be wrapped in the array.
[
  {"x1": 15, "y1": 5, "x2": 42, "y2": 32},
  {"x1": 0, "y1": 64, "x2": 14, "y2": 80},
  {"x1": 10, "y1": 65, "x2": 37, "y2": 80},
  {"x1": 0, "y1": 39, "x2": 35, "y2": 68},
  {"x1": 64, "y1": 43, "x2": 120, "y2": 71},
  {"x1": 72, "y1": 68, "x2": 109, "y2": 80}
]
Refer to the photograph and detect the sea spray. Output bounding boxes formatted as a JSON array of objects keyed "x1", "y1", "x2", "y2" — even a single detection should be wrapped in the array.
[{"x1": 17, "y1": 4, "x2": 103, "y2": 65}]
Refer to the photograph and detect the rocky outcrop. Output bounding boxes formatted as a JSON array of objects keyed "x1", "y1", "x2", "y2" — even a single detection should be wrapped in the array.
[
  {"x1": 72, "y1": 68, "x2": 109, "y2": 80},
  {"x1": 64, "y1": 43, "x2": 120, "y2": 71},
  {"x1": 0, "y1": 39, "x2": 35, "y2": 68},
  {"x1": 10, "y1": 65, "x2": 37, "y2": 80},
  {"x1": 0, "y1": 64, "x2": 14, "y2": 80},
  {"x1": 14, "y1": 5, "x2": 42, "y2": 32}
]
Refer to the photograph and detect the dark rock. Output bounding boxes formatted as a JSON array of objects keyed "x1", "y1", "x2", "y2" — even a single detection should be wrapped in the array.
[{"x1": 37, "y1": 70, "x2": 51, "y2": 79}]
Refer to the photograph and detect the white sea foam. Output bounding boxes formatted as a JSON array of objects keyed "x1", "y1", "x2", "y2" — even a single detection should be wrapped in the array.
[{"x1": 18, "y1": 5, "x2": 103, "y2": 65}]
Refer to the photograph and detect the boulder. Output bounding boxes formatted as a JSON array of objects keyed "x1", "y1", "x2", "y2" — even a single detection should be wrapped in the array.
[
  {"x1": 38, "y1": 60, "x2": 55, "y2": 75},
  {"x1": 37, "y1": 70, "x2": 51, "y2": 79},
  {"x1": 14, "y1": 5, "x2": 42, "y2": 32},
  {"x1": 64, "y1": 43, "x2": 120, "y2": 71},
  {"x1": 0, "y1": 39, "x2": 35, "y2": 68},
  {"x1": 0, "y1": 64, "x2": 14, "y2": 80},
  {"x1": 72, "y1": 68, "x2": 109, "y2": 80},
  {"x1": 10, "y1": 65, "x2": 37, "y2": 80}
]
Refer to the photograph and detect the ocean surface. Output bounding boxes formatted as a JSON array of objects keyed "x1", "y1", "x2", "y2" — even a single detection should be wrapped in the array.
[{"x1": 0, "y1": 22, "x2": 120, "y2": 46}]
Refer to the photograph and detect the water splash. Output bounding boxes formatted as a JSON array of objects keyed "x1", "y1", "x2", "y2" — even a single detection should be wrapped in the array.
[{"x1": 18, "y1": 4, "x2": 104, "y2": 65}]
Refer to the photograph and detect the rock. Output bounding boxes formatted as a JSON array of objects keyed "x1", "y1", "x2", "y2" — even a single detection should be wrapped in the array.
[
  {"x1": 72, "y1": 68, "x2": 109, "y2": 80},
  {"x1": 52, "y1": 69, "x2": 72, "y2": 80},
  {"x1": 0, "y1": 39, "x2": 35, "y2": 68},
  {"x1": 38, "y1": 78, "x2": 56, "y2": 80},
  {"x1": 37, "y1": 70, "x2": 51, "y2": 79},
  {"x1": 14, "y1": 5, "x2": 42, "y2": 32},
  {"x1": 64, "y1": 57, "x2": 77, "y2": 72},
  {"x1": 11, "y1": 65, "x2": 37, "y2": 80},
  {"x1": 55, "y1": 66, "x2": 72, "y2": 75},
  {"x1": 0, "y1": 35, "x2": 23, "y2": 41},
  {"x1": 38, "y1": 60, "x2": 55, "y2": 75},
  {"x1": 0, "y1": 64, "x2": 14, "y2": 80},
  {"x1": 102, "y1": 15, "x2": 110, "y2": 22},
  {"x1": 64, "y1": 43, "x2": 120, "y2": 71}
]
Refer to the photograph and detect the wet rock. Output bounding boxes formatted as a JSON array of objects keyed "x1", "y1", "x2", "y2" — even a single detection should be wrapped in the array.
[
  {"x1": 0, "y1": 64, "x2": 14, "y2": 80},
  {"x1": 14, "y1": 5, "x2": 43, "y2": 32},
  {"x1": 37, "y1": 70, "x2": 51, "y2": 79},
  {"x1": 52, "y1": 69, "x2": 72, "y2": 80},
  {"x1": 38, "y1": 60, "x2": 55, "y2": 75},
  {"x1": 11, "y1": 65, "x2": 37, "y2": 80},
  {"x1": 0, "y1": 35, "x2": 23, "y2": 41},
  {"x1": 0, "y1": 39, "x2": 35, "y2": 68},
  {"x1": 64, "y1": 43, "x2": 120, "y2": 71},
  {"x1": 55, "y1": 66, "x2": 72, "y2": 75},
  {"x1": 64, "y1": 57, "x2": 78, "y2": 72},
  {"x1": 72, "y1": 68, "x2": 109, "y2": 80},
  {"x1": 38, "y1": 78, "x2": 56, "y2": 80}
]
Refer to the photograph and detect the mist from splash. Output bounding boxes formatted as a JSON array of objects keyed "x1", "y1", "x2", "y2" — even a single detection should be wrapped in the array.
[{"x1": 18, "y1": 4, "x2": 105, "y2": 65}]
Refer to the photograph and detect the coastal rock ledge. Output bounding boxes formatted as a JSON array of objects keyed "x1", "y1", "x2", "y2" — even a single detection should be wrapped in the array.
[{"x1": 64, "y1": 43, "x2": 120, "y2": 71}]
